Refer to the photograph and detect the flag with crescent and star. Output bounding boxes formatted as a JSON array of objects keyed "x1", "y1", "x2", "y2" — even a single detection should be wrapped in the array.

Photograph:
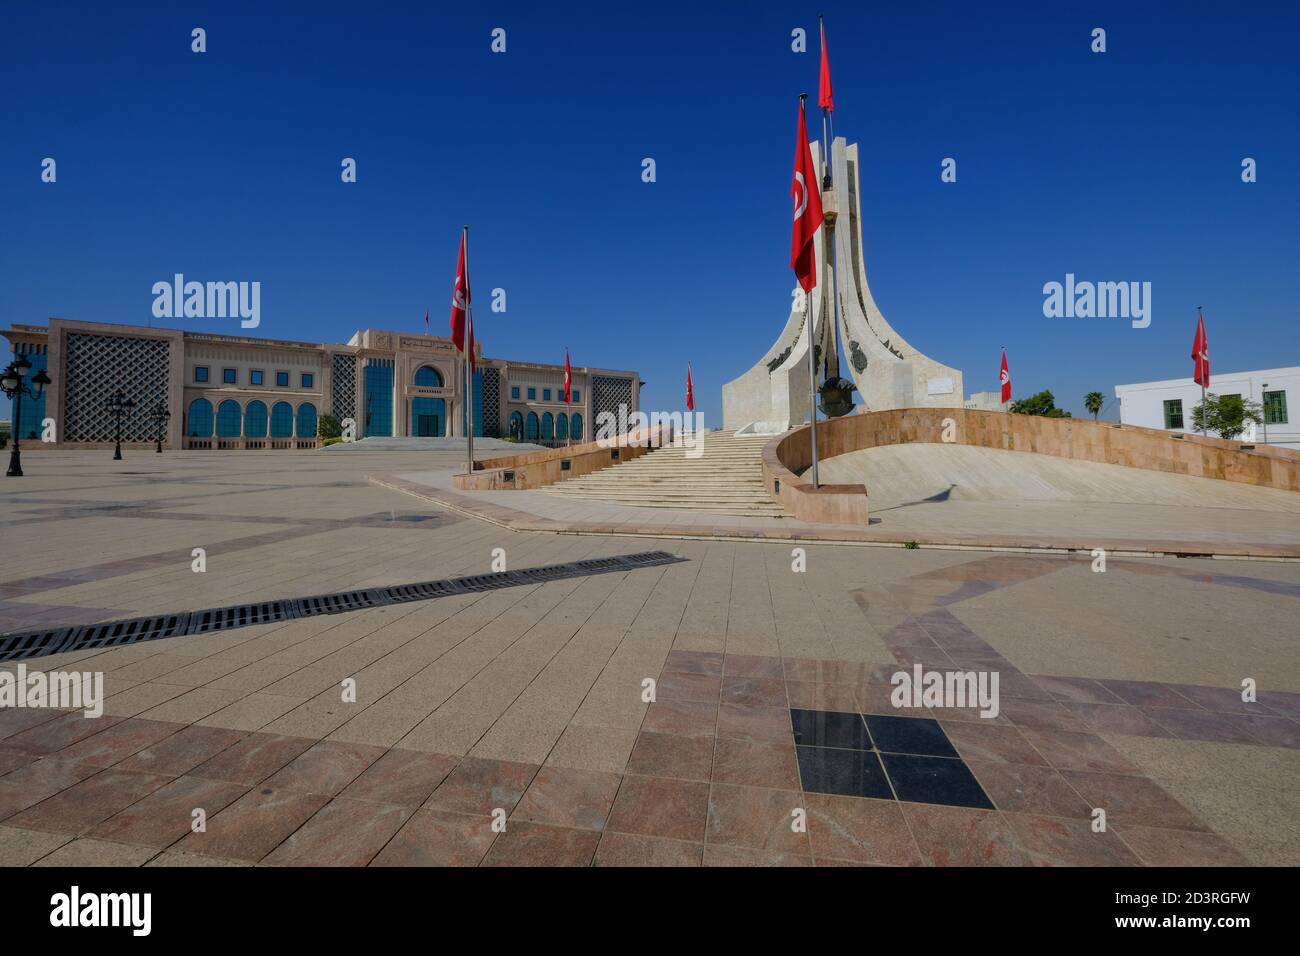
[
  {"x1": 449, "y1": 233, "x2": 469, "y2": 352},
  {"x1": 1192, "y1": 310, "x2": 1210, "y2": 387},
  {"x1": 1000, "y1": 349, "x2": 1011, "y2": 403},
  {"x1": 790, "y1": 97, "x2": 824, "y2": 293}
]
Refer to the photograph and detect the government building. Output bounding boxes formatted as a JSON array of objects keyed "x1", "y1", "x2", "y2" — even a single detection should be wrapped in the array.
[
  {"x1": 3, "y1": 319, "x2": 641, "y2": 450},
  {"x1": 1115, "y1": 365, "x2": 1297, "y2": 449}
]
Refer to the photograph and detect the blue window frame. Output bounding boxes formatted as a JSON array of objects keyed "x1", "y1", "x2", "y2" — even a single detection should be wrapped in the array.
[
  {"x1": 511, "y1": 386, "x2": 520, "y2": 400},
  {"x1": 245, "y1": 401, "x2": 268, "y2": 438},
  {"x1": 527, "y1": 387, "x2": 536, "y2": 400},
  {"x1": 187, "y1": 398, "x2": 214, "y2": 437},
  {"x1": 297, "y1": 402, "x2": 317, "y2": 438},
  {"x1": 222, "y1": 368, "x2": 237, "y2": 385},
  {"x1": 571, "y1": 388, "x2": 580, "y2": 402},
  {"x1": 414, "y1": 365, "x2": 443, "y2": 387},
  {"x1": 250, "y1": 369, "x2": 264, "y2": 386},
  {"x1": 270, "y1": 401, "x2": 294, "y2": 438},
  {"x1": 541, "y1": 412, "x2": 553, "y2": 440},
  {"x1": 525, "y1": 411, "x2": 539, "y2": 441},
  {"x1": 301, "y1": 373, "x2": 314, "y2": 388},
  {"x1": 569, "y1": 412, "x2": 583, "y2": 441},
  {"x1": 11, "y1": 348, "x2": 48, "y2": 439},
  {"x1": 556, "y1": 413, "x2": 568, "y2": 441},
  {"x1": 543, "y1": 388, "x2": 552, "y2": 401},
  {"x1": 216, "y1": 400, "x2": 241, "y2": 437},
  {"x1": 276, "y1": 371, "x2": 289, "y2": 387},
  {"x1": 194, "y1": 366, "x2": 209, "y2": 383},
  {"x1": 364, "y1": 360, "x2": 394, "y2": 437}
]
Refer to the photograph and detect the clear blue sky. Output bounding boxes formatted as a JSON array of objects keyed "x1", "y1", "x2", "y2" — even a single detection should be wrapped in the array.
[{"x1": 2, "y1": 1, "x2": 1296, "y2": 424}]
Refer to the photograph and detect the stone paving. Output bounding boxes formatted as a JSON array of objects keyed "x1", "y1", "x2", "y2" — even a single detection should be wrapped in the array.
[{"x1": 1, "y1": 449, "x2": 1298, "y2": 866}]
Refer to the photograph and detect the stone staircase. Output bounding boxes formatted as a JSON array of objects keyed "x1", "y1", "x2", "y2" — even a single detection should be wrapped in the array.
[{"x1": 540, "y1": 430, "x2": 788, "y2": 517}]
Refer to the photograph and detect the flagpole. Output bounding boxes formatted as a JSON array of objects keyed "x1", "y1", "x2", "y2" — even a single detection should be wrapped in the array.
[
  {"x1": 464, "y1": 225, "x2": 474, "y2": 470},
  {"x1": 1198, "y1": 307, "x2": 1206, "y2": 436}
]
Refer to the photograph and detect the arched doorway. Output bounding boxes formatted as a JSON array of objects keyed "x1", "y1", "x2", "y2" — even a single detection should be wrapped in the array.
[
  {"x1": 509, "y1": 410, "x2": 523, "y2": 441},
  {"x1": 412, "y1": 365, "x2": 446, "y2": 436},
  {"x1": 525, "y1": 411, "x2": 539, "y2": 441},
  {"x1": 245, "y1": 401, "x2": 268, "y2": 439}
]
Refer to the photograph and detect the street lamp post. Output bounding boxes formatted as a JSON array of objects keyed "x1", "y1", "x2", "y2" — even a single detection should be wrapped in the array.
[
  {"x1": 106, "y1": 389, "x2": 136, "y2": 461},
  {"x1": 1262, "y1": 383, "x2": 1269, "y2": 445},
  {"x1": 2, "y1": 354, "x2": 52, "y2": 478},
  {"x1": 152, "y1": 401, "x2": 171, "y2": 453}
]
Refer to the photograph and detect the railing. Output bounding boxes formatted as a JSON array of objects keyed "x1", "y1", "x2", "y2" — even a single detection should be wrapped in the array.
[{"x1": 183, "y1": 436, "x2": 319, "y2": 450}]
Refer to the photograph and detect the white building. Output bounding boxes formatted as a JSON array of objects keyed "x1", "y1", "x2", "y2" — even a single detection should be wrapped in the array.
[{"x1": 1114, "y1": 366, "x2": 1298, "y2": 449}]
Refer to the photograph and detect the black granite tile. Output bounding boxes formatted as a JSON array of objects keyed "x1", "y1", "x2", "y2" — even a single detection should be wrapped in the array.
[
  {"x1": 865, "y1": 714, "x2": 958, "y2": 758},
  {"x1": 789, "y1": 709, "x2": 870, "y2": 750},
  {"x1": 795, "y1": 745, "x2": 893, "y2": 799},
  {"x1": 879, "y1": 753, "x2": 993, "y2": 809}
]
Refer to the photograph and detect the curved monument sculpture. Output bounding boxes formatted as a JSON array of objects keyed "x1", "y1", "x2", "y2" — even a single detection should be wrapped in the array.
[{"x1": 723, "y1": 137, "x2": 965, "y2": 431}]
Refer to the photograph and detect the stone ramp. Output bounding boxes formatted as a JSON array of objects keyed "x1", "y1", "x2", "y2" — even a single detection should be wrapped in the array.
[{"x1": 539, "y1": 431, "x2": 787, "y2": 517}]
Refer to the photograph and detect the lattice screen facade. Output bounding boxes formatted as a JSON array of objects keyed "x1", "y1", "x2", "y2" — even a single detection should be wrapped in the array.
[
  {"x1": 592, "y1": 375, "x2": 635, "y2": 431},
  {"x1": 331, "y1": 352, "x2": 357, "y2": 421},
  {"x1": 63, "y1": 333, "x2": 170, "y2": 442},
  {"x1": 480, "y1": 367, "x2": 501, "y2": 437}
]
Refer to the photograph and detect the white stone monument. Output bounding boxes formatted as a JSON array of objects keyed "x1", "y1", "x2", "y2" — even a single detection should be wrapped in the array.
[{"x1": 723, "y1": 137, "x2": 965, "y2": 432}]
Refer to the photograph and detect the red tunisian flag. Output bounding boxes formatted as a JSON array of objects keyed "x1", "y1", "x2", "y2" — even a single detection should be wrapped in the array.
[
  {"x1": 999, "y1": 350, "x2": 1011, "y2": 403},
  {"x1": 1192, "y1": 310, "x2": 1210, "y2": 387},
  {"x1": 818, "y1": 18, "x2": 833, "y2": 113},
  {"x1": 563, "y1": 350, "x2": 572, "y2": 403},
  {"x1": 686, "y1": 364, "x2": 695, "y2": 411},
  {"x1": 449, "y1": 233, "x2": 470, "y2": 352},
  {"x1": 790, "y1": 97, "x2": 824, "y2": 293}
]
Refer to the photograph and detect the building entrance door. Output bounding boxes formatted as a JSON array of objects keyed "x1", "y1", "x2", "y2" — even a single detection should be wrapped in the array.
[{"x1": 416, "y1": 414, "x2": 440, "y2": 437}]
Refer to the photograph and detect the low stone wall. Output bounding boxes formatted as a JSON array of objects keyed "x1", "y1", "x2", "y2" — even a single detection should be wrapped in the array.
[
  {"x1": 762, "y1": 408, "x2": 1300, "y2": 525},
  {"x1": 453, "y1": 424, "x2": 673, "y2": 491}
]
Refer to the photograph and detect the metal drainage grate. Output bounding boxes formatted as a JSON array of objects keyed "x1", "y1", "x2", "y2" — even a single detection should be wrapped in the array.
[
  {"x1": 0, "y1": 628, "x2": 77, "y2": 662},
  {"x1": 0, "y1": 551, "x2": 683, "y2": 662}
]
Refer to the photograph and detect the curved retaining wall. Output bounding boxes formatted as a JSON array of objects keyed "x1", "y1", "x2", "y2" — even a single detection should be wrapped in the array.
[
  {"x1": 762, "y1": 408, "x2": 1300, "y2": 525},
  {"x1": 453, "y1": 424, "x2": 673, "y2": 491}
]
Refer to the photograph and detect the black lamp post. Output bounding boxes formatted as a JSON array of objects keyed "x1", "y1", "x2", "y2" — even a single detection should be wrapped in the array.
[
  {"x1": 151, "y1": 401, "x2": 171, "y2": 453},
  {"x1": 106, "y1": 389, "x2": 135, "y2": 461},
  {"x1": 2, "y1": 354, "x2": 52, "y2": 478},
  {"x1": 1262, "y1": 383, "x2": 1269, "y2": 446}
]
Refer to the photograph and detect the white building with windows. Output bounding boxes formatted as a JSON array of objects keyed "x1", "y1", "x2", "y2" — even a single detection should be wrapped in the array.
[{"x1": 1114, "y1": 366, "x2": 1298, "y2": 449}]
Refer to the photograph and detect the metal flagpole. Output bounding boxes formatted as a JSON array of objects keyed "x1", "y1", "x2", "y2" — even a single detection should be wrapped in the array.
[
  {"x1": 1198, "y1": 307, "x2": 1206, "y2": 437},
  {"x1": 464, "y1": 225, "x2": 474, "y2": 471},
  {"x1": 805, "y1": 288, "x2": 820, "y2": 488}
]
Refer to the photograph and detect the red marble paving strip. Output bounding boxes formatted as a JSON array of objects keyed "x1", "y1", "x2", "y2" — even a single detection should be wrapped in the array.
[
  {"x1": 715, "y1": 703, "x2": 791, "y2": 742},
  {"x1": 1095, "y1": 679, "x2": 1196, "y2": 709},
  {"x1": 263, "y1": 798, "x2": 413, "y2": 866},
  {"x1": 188, "y1": 732, "x2": 316, "y2": 786},
  {"x1": 1059, "y1": 702, "x2": 1175, "y2": 738},
  {"x1": 655, "y1": 672, "x2": 721, "y2": 702},
  {"x1": 1138, "y1": 707, "x2": 1261, "y2": 745},
  {"x1": 642, "y1": 699, "x2": 717, "y2": 737},
  {"x1": 722, "y1": 654, "x2": 785, "y2": 680},
  {"x1": 88, "y1": 774, "x2": 251, "y2": 847},
  {"x1": 481, "y1": 821, "x2": 601, "y2": 866},
  {"x1": 0, "y1": 751, "x2": 38, "y2": 775},
  {"x1": 0, "y1": 757, "x2": 104, "y2": 821},
  {"x1": 1017, "y1": 728, "x2": 1141, "y2": 775},
  {"x1": 175, "y1": 786, "x2": 330, "y2": 862},
  {"x1": 115, "y1": 725, "x2": 248, "y2": 776},
  {"x1": 2, "y1": 713, "x2": 125, "y2": 756},
  {"x1": 511, "y1": 766, "x2": 622, "y2": 831},
  {"x1": 1003, "y1": 813, "x2": 1142, "y2": 866},
  {"x1": 720, "y1": 676, "x2": 787, "y2": 708},
  {"x1": 706, "y1": 784, "x2": 809, "y2": 855},
  {"x1": 606, "y1": 774, "x2": 709, "y2": 842},
  {"x1": 54, "y1": 717, "x2": 183, "y2": 768},
  {"x1": 338, "y1": 748, "x2": 460, "y2": 807},
  {"x1": 1114, "y1": 825, "x2": 1251, "y2": 866},
  {"x1": 901, "y1": 803, "x2": 1032, "y2": 866},
  {"x1": 965, "y1": 761, "x2": 1093, "y2": 819},
  {"x1": 626, "y1": 732, "x2": 714, "y2": 782},
  {"x1": 938, "y1": 721, "x2": 1047, "y2": 766},
  {"x1": 802, "y1": 793, "x2": 921, "y2": 866},
  {"x1": 594, "y1": 831, "x2": 703, "y2": 867},
  {"x1": 262, "y1": 740, "x2": 387, "y2": 797},
  {"x1": 370, "y1": 808, "x2": 497, "y2": 866},
  {"x1": 1061, "y1": 770, "x2": 1209, "y2": 832},
  {"x1": 662, "y1": 650, "x2": 723, "y2": 677},
  {"x1": 0, "y1": 706, "x2": 64, "y2": 741},
  {"x1": 7, "y1": 768, "x2": 173, "y2": 834},
  {"x1": 711, "y1": 737, "x2": 799, "y2": 790},
  {"x1": 424, "y1": 757, "x2": 539, "y2": 816},
  {"x1": 703, "y1": 845, "x2": 813, "y2": 867}
]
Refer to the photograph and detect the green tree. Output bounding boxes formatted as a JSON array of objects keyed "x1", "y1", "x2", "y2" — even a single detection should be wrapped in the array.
[
  {"x1": 317, "y1": 413, "x2": 342, "y2": 440},
  {"x1": 1191, "y1": 393, "x2": 1263, "y2": 441},
  {"x1": 1084, "y1": 392, "x2": 1105, "y2": 420},
  {"x1": 1009, "y1": 390, "x2": 1072, "y2": 418}
]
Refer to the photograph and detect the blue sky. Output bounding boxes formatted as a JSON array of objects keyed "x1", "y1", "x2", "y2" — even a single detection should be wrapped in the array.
[{"x1": 2, "y1": 0, "x2": 1296, "y2": 424}]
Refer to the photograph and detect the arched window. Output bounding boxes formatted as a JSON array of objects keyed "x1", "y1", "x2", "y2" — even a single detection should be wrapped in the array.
[
  {"x1": 525, "y1": 411, "x2": 539, "y2": 441},
  {"x1": 509, "y1": 410, "x2": 523, "y2": 440},
  {"x1": 556, "y1": 413, "x2": 568, "y2": 441},
  {"x1": 271, "y1": 401, "x2": 294, "y2": 438},
  {"x1": 414, "y1": 365, "x2": 443, "y2": 387},
  {"x1": 187, "y1": 398, "x2": 213, "y2": 437},
  {"x1": 569, "y1": 412, "x2": 583, "y2": 442},
  {"x1": 297, "y1": 402, "x2": 318, "y2": 439},
  {"x1": 244, "y1": 401, "x2": 268, "y2": 438},
  {"x1": 216, "y1": 400, "x2": 242, "y2": 438},
  {"x1": 541, "y1": 412, "x2": 553, "y2": 441}
]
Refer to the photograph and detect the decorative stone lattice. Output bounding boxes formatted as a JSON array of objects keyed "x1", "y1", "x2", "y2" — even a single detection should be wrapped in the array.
[
  {"x1": 481, "y1": 368, "x2": 501, "y2": 437},
  {"x1": 63, "y1": 333, "x2": 170, "y2": 442},
  {"x1": 331, "y1": 353, "x2": 357, "y2": 420},
  {"x1": 592, "y1": 375, "x2": 634, "y2": 428}
]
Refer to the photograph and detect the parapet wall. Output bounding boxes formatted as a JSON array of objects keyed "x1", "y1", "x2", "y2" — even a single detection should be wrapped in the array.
[
  {"x1": 762, "y1": 409, "x2": 1300, "y2": 525},
  {"x1": 453, "y1": 424, "x2": 673, "y2": 491}
]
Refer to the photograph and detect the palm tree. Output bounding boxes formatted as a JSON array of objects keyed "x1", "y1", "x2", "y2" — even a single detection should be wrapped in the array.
[{"x1": 1084, "y1": 392, "x2": 1105, "y2": 420}]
